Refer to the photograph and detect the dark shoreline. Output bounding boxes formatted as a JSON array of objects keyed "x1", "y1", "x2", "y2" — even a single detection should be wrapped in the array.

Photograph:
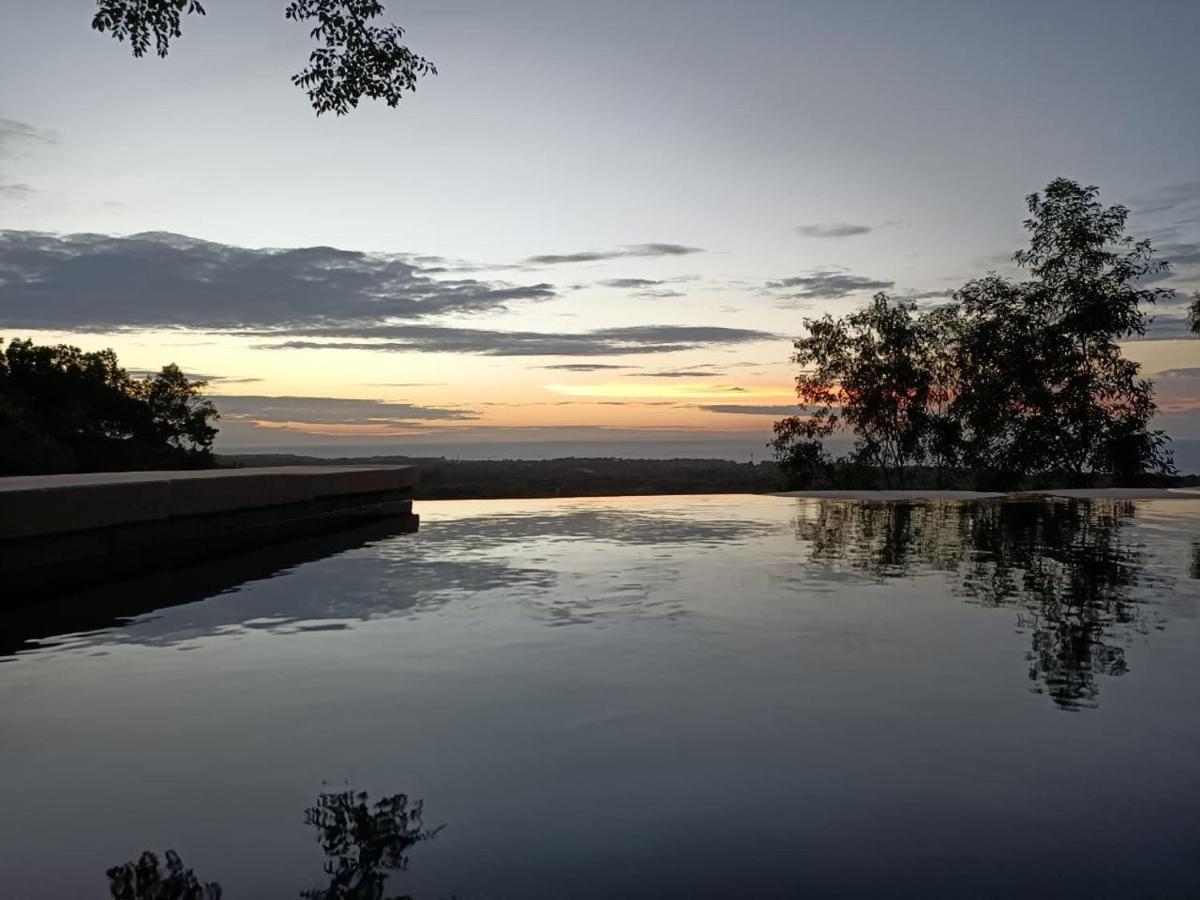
[
  {"x1": 217, "y1": 453, "x2": 1200, "y2": 500},
  {"x1": 218, "y1": 453, "x2": 783, "y2": 499}
]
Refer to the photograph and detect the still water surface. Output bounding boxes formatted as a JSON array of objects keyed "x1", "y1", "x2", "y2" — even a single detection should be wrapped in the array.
[{"x1": 1, "y1": 495, "x2": 1198, "y2": 898}]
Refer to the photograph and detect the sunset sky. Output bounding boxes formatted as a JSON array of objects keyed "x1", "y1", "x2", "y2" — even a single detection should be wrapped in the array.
[{"x1": 2, "y1": 0, "x2": 1198, "y2": 460}]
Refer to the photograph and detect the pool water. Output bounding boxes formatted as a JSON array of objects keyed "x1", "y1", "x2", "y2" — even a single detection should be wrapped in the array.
[{"x1": 2, "y1": 495, "x2": 1198, "y2": 898}]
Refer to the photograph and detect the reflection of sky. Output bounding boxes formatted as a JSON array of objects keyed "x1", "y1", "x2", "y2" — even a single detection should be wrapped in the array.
[
  {"x1": 2, "y1": 496, "x2": 1200, "y2": 898},
  {"x1": 14, "y1": 496, "x2": 1200, "y2": 651}
]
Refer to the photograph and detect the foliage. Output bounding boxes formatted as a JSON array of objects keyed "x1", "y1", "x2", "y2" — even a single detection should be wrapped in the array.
[
  {"x1": 954, "y1": 178, "x2": 1173, "y2": 485},
  {"x1": 774, "y1": 179, "x2": 1177, "y2": 489},
  {"x1": 0, "y1": 338, "x2": 218, "y2": 475},
  {"x1": 774, "y1": 293, "x2": 953, "y2": 489},
  {"x1": 90, "y1": 0, "x2": 434, "y2": 115},
  {"x1": 1190, "y1": 293, "x2": 1200, "y2": 335},
  {"x1": 106, "y1": 850, "x2": 221, "y2": 900},
  {"x1": 286, "y1": 0, "x2": 437, "y2": 116},
  {"x1": 92, "y1": 0, "x2": 206, "y2": 58},
  {"x1": 770, "y1": 414, "x2": 833, "y2": 489}
]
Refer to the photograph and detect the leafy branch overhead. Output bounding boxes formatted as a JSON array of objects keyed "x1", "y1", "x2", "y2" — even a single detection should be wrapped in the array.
[{"x1": 90, "y1": 0, "x2": 435, "y2": 115}]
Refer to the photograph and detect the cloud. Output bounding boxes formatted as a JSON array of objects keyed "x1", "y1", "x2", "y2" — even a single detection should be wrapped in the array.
[
  {"x1": 1136, "y1": 314, "x2": 1199, "y2": 341},
  {"x1": 524, "y1": 243, "x2": 703, "y2": 265},
  {"x1": 893, "y1": 289, "x2": 953, "y2": 303},
  {"x1": 540, "y1": 363, "x2": 634, "y2": 372},
  {"x1": 599, "y1": 278, "x2": 663, "y2": 289},
  {"x1": 1149, "y1": 367, "x2": 1200, "y2": 413},
  {"x1": 0, "y1": 119, "x2": 57, "y2": 158},
  {"x1": 1162, "y1": 242, "x2": 1200, "y2": 267},
  {"x1": 255, "y1": 324, "x2": 779, "y2": 357},
  {"x1": 212, "y1": 395, "x2": 478, "y2": 427},
  {"x1": 697, "y1": 404, "x2": 801, "y2": 415},
  {"x1": 126, "y1": 369, "x2": 262, "y2": 385},
  {"x1": 632, "y1": 366, "x2": 725, "y2": 378},
  {"x1": 0, "y1": 181, "x2": 34, "y2": 200},
  {"x1": 1129, "y1": 182, "x2": 1200, "y2": 218},
  {"x1": 359, "y1": 381, "x2": 447, "y2": 387},
  {"x1": 765, "y1": 269, "x2": 894, "y2": 300},
  {"x1": 0, "y1": 231, "x2": 556, "y2": 331},
  {"x1": 793, "y1": 222, "x2": 873, "y2": 238}
]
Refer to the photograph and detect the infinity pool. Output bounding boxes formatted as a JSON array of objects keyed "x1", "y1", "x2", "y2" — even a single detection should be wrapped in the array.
[{"x1": 2, "y1": 495, "x2": 1198, "y2": 898}]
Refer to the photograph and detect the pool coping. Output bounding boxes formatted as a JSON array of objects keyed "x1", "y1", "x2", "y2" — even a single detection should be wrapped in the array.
[{"x1": 0, "y1": 466, "x2": 419, "y2": 600}]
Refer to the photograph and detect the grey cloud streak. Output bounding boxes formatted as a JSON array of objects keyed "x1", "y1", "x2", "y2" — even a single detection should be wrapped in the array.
[
  {"x1": 0, "y1": 231, "x2": 556, "y2": 330},
  {"x1": 0, "y1": 118, "x2": 57, "y2": 157},
  {"x1": 793, "y1": 222, "x2": 873, "y2": 238},
  {"x1": 0, "y1": 182, "x2": 34, "y2": 200},
  {"x1": 540, "y1": 363, "x2": 634, "y2": 372},
  {"x1": 599, "y1": 278, "x2": 663, "y2": 289},
  {"x1": 212, "y1": 395, "x2": 478, "y2": 426},
  {"x1": 698, "y1": 404, "x2": 803, "y2": 415},
  {"x1": 254, "y1": 324, "x2": 779, "y2": 357},
  {"x1": 765, "y1": 269, "x2": 894, "y2": 300},
  {"x1": 524, "y1": 243, "x2": 703, "y2": 265}
]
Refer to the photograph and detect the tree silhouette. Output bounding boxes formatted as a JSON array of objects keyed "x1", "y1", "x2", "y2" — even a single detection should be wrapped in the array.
[
  {"x1": 955, "y1": 179, "x2": 1174, "y2": 485},
  {"x1": 774, "y1": 179, "x2": 1176, "y2": 489},
  {"x1": 91, "y1": 0, "x2": 435, "y2": 116},
  {"x1": 1189, "y1": 293, "x2": 1200, "y2": 336},
  {"x1": 0, "y1": 337, "x2": 217, "y2": 474},
  {"x1": 774, "y1": 293, "x2": 950, "y2": 488}
]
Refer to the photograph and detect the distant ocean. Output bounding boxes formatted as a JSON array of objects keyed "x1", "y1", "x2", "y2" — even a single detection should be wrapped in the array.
[{"x1": 219, "y1": 436, "x2": 1200, "y2": 473}]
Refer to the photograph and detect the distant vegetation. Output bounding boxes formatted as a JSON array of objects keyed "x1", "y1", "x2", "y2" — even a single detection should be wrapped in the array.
[
  {"x1": 774, "y1": 179, "x2": 1194, "y2": 490},
  {"x1": 219, "y1": 453, "x2": 783, "y2": 498},
  {"x1": 0, "y1": 338, "x2": 217, "y2": 475}
]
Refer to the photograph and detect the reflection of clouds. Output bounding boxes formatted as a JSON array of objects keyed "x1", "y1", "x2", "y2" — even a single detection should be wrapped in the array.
[
  {"x1": 19, "y1": 506, "x2": 778, "y2": 652},
  {"x1": 12, "y1": 497, "x2": 1199, "y2": 709}
]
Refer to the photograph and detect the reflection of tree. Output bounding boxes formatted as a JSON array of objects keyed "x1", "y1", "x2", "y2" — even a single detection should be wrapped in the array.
[
  {"x1": 302, "y1": 789, "x2": 443, "y2": 900},
  {"x1": 793, "y1": 498, "x2": 1158, "y2": 710},
  {"x1": 104, "y1": 789, "x2": 441, "y2": 900},
  {"x1": 106, "y1": 850, "x2": 222, "y2": 899}
]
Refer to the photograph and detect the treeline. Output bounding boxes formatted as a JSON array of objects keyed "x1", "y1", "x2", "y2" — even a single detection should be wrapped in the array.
[
  {"x1": 218, "y1": 453, "x2": 782, "y2": 499},
  {"x1": 0, "y1": 338, "x2": 218, "y2": 475},
  {"x1": 774, "y1": 179, "x2": 1200, "y2": 490}
]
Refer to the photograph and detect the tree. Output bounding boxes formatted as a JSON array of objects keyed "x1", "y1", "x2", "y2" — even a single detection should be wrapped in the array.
[
  {"x1": 91, "y1": 0, "x2": 436, "y2": 115},
  {"x1": 0, "y1": 338, "x2": 218, "y2": 475},
  {"x1": 953, "y1": 178, "x2": 1174, "y2": 485},
  {"x1": 1189, "y1": 293, "x2": 1200, "y2": 335},
  {"x1": 774, "y1": 293, "x2": 945, "y2": 488},
  {"x1": 135, "y1": 363, "x2": 219, "y2": 454}
]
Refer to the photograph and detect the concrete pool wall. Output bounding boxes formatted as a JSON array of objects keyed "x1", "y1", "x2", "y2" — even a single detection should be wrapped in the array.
[{"x1": 0, "y1": 466, "x2": 418, "y2": 599}]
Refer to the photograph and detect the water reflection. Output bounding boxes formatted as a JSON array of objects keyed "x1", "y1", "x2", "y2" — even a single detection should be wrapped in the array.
[
  {"x1": 105, "y1": 789, "x2": 440, "y2": 900},
  {"x1": 107, "y1": 850, "x2": 222, "y2": 900},
  {"x1": 302, "y1": 788, "x2": 442, "y2": 900},
  {"x1": 0, "y1": 517, "x2": 418, "y2": 657},
  {"x1": 2, "y1": 506, "x2": 774, "y2": 654},
  {"x1": 793, "y1": 499, "x2": 1163, "y2": 709},
  {"x1": 5, "y1": 496, "x2": 1195, "y2": 712}
]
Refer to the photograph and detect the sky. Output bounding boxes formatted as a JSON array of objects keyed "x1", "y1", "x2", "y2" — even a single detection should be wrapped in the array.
[{"x1": 1, "y1": 0, "x2": 1198, "y2": 459}]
